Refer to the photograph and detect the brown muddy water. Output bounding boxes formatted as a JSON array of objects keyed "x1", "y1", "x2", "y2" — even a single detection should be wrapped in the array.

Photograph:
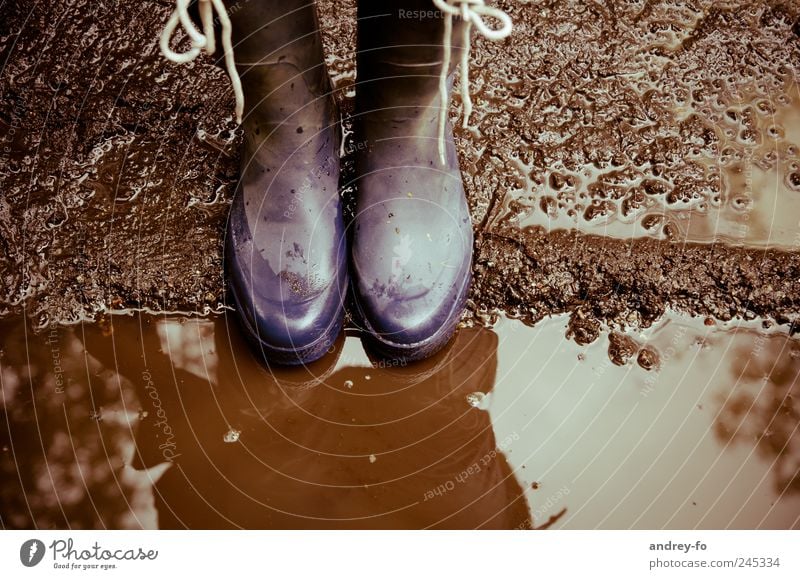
[{"x1": 1, "y1": 312, "x2": 798, "y2": 529}]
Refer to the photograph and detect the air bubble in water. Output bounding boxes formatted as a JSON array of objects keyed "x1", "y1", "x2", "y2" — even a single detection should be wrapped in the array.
[
  {"x1": 786, "y1": 171, "x2": 800, "y2": 192},
  {"x1": 223, "y1": 428, "x2": 241, "y2": 443},
  {"x1": 466, "y1": 392, "x2": 489, "y2": 409}
]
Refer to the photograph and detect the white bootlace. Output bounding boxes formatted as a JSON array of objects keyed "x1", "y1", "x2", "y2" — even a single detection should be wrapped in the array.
[
  {"x1": 159, "y1": 0, "x2": 244, "y2": 123},
  {"x1": 432, "y1": 0, "x2": 512, "y2": 164},
  {"x1": 158, "y1": 1, "x2": 509, "y2": 153}
]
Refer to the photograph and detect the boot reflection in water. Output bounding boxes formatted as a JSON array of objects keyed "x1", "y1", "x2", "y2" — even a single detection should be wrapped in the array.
[
  {"x1": 83, "y1": 315, "x2": 532, "y2": 529},
  {"x1": 159, "y1": 0, "x2": 511, "y2": 364}
]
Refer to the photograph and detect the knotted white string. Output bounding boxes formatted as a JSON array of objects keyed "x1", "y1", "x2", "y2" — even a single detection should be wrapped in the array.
[
  {"x1": 159, "y1": 0, "x2": 244, "y2": 123},
  {"x1": 431, "y1": 0, "x2": 512, "y2": 164}
]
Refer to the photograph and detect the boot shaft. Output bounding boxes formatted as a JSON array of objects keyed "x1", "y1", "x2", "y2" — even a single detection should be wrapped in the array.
[
  {"x1": 356, "y1": 0, "x2": 466, "y2": 111},
  {"x1": 220, "y1": 0, "x2": 330, "y2": 101},
  {"x1": 214, "y1": 0, "x2": 336, "y2": 159}
]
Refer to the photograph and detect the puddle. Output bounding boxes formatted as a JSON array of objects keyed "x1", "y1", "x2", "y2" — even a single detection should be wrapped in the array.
[
  {"x1": 490, "y1": 314, "x2": 800, "y2": 529},
  {"x1": 2, "y1": 312, "x2": 798, "y2": 529},
  {"x1": 486, "y1": 40, "x2": 800, "y2": 249},
  {"x1": 0, "y1": 314, "x2": 530, "y2": 529}
]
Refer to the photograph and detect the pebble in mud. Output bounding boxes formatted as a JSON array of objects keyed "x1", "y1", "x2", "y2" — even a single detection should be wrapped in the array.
[
  {"x1": 566, "y1": 312, "x2": 601, "y2": 346},
  {"x1": 786, "y1": 171, "x2": 800, "y2": 191},
  {"x1": 607, "y1": 332, "x2": 640, "y2": 366},
  {"x1": 641, "y1": 214, "x2": 665, "y2": 232},
  {"x1": 637, "y1": 347, "x2": 660, "y2": 371}
]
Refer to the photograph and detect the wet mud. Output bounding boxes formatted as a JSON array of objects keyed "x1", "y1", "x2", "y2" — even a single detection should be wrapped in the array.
[
  {"x1": 472, "y1": 227, "x2": 800, "y2": 338},
  {"x1": 2, "y1": 1, "x2": 800, "y2": 337}
]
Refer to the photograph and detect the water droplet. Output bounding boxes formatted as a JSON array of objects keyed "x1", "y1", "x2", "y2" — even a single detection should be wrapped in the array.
[
  {"x1": 344, "y1": 380, "x2": 354, "y2": 389},
  {"x1": 223, "y1": 428, "x2": 241, "y2": 443},
  {"x1": 466, "y1": 392, "x2": 488, "y2": 409}
]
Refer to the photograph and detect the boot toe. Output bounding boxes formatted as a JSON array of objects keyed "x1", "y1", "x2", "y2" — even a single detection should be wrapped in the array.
[
  {"x1": 227, "y1": 250, "x2": 346, "y2": 365},
  {"x1": 226, "y1": 198, "x2": 347, "y2": 366},
  {"x1": 352, "y1": 196, "x2": 472, "y2": 361},
  {"x1": 356, "y1": 279, "x2": 471, "y2": 362}
]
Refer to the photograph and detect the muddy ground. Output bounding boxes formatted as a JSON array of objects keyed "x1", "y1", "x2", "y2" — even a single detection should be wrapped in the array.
[{"x1": 2, "y1": 0, "x2": 800, "y2": 339}]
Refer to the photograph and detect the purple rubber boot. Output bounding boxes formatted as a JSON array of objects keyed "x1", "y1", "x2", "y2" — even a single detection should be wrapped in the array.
[
  {"x1": 351, "y1": 1, "x2": 474, "y2": 362},
  {"x1": 161, "y1": 0, "x2": 348, "y2": 365},
  {"x1": 224, "y1": 1, "x2": 347, "y2": 365}
]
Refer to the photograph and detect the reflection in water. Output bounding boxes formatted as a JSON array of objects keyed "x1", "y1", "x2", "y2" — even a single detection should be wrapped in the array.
[
  {"x1": 717, "y1": 334, "x2": 800, "y2": 495},
  {"x1": 106, "y1": 315, "x2": 531, "y2": 529},
  {"x1": 2, "y1": 312, "x2": 800, "y2": 529},
  {"x1": 487, "y1": 316, "x2": 800, "y2": 529},
  {"x1": 0, "y1": 313, "x2": 531, "y2": 529},
  {"x1": 0, "y1": 317, "x2": 160, "y2": 529}
]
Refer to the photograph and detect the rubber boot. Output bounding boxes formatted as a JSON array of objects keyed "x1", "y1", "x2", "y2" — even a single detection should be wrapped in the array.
[
  {"x1": 351, "y1": 0, "x2": 472, "y2": 362},
  {"x1": 224, "y1": 0, "x2": 347, "y2": 365}
]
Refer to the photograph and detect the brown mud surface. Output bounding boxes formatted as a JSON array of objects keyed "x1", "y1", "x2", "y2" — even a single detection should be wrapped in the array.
[
  {"x1": 2, "y1": 0, "x2": 800, "y2": 340},
  {"x1": 472, "y1": 227, "x2": 800, "y2": 334}
]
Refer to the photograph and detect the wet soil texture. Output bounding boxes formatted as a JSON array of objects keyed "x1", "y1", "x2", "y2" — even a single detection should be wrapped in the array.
[{"x1": 2, "y1": 0, "x2": 800, "y2": 339}]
